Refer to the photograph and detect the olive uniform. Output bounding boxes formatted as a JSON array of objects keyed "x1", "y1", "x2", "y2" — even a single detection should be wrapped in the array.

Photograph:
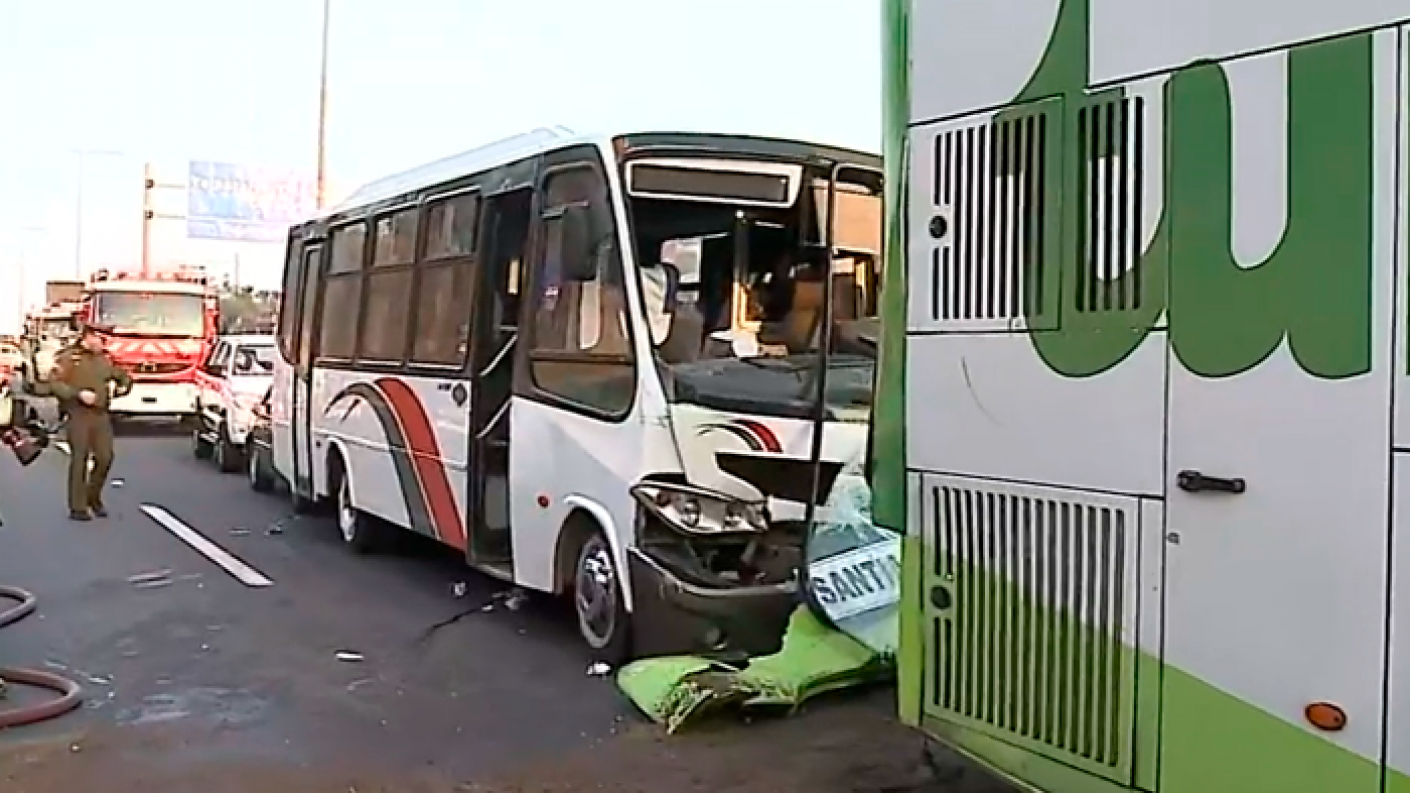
[{"x1": 49, "y1": 342, "x2": 132, "y2": 518}]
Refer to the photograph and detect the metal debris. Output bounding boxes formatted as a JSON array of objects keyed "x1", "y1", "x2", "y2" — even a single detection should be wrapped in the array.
[
  {"x1": 503, "y1": 589, "x2": 527, "y2": 611},
  {"x1": 335, "y1": 651, "x2": 364, "y2": 663},
  {"x1": 87, "y1": 675, "x2": 113, "y2": 686},
  {"x1": 266, "y1": 524, "x2": 285, "y2": 536},
  {"x1": 346, "y1": 678, "x2": 374, "y2": 692},
  {"x1": 451, "y1": 582, "x2": 467, "y2": 598},
  {"x1": 586, "y1": 662, "x2": 613, "y2": 677},
  {"x1": 229, "y1": 528, "x2": 251, "y2": 537},
  {"x1": 127, "y1": 569, "x2": 173, "y2": 585},
  {"x1": 111, "y1": 478, "x2": 125, "y2": 488}
]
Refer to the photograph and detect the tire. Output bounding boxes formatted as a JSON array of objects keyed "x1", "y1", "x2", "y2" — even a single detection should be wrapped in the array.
[
  {"x1": 215, "y1": 422, "x2": 243, "y2": 473},
  {"x1": 573, "y1": 533, "x2": 631, "y2": 664},
  {"x1": 335, "y1": 469, "x2": 382, "y2": 554},
  {"x1": 248, "y1": 444, "x2": 275, "y2": 493},
  {"x1": 192, "y1": 427, "x2": 214, "y2": 460}
]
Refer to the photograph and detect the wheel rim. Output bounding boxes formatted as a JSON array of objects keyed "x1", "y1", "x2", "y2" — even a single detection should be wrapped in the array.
[
  {"x1": 247, "y1": 447, "x2": 259, "y2": 485},
  {"x1": 575, "y1": 541, "x2": 618, "y2": 649},
  {"x1": 337, "y1": 477, "x2": 356, "y2": 542}
]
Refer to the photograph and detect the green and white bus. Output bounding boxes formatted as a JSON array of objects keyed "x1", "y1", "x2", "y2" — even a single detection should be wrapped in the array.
[{"x1": 880, "y1": 1, "x2": 1410, "y2": 791}]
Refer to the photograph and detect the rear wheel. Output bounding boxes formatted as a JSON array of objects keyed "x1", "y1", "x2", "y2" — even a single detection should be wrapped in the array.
[
  {"x1": 573, "y1": 533, "x2": 631, "y2": 664},
  {"x1": 247, "y1": 443, "x2": 275, "y2": 493},
  {"x1": 336, "y1": 469, "x2": 383, "y2": 554}
]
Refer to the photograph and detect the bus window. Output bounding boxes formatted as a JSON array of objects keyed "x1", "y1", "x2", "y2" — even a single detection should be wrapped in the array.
[{"x1": 527, "y1": 162, "x2": 635, "y2": 416}]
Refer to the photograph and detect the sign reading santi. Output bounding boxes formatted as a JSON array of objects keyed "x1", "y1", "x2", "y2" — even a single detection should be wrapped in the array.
[{"x1": 809, "y1": 537, "x2": 902, "y2": 622}]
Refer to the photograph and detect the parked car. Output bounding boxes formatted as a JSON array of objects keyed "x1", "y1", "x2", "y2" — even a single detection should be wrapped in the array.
[
  {"x1": 246, "y1": 385, "x2": 278, "y2": 493},
  {"x1": 193, "y1": 334, "x2": 275, "y2": 472},
  {"x1": 0, "y1": 342, "x2": 22, "y2": 382}
]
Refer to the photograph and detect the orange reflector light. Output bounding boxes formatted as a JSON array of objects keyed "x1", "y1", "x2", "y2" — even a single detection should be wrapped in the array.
[{"x1": 1305, "y1": 702, "x2": 1347, "y2": 732}]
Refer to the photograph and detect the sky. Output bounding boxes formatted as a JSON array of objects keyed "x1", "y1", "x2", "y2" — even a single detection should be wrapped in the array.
[{"x1": 0, "y1": 0, "x2": 882, "y2": 334}]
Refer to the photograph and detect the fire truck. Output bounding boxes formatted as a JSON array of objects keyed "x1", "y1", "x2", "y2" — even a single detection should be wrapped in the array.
[{"x1": 79, "y1": 267, "x2": 220, "y2": 420}]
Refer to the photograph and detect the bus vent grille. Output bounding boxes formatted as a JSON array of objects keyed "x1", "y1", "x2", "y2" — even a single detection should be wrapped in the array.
[
  {"x1": 923, "y1": 477, "x2": 1135, "y2": 779},
  {"x1": 1075, "y1": 96, "x2": 1146, "y2": 313},
  {"x1": 928, "y1": 105, "x2": 1050, "y2": 326}
]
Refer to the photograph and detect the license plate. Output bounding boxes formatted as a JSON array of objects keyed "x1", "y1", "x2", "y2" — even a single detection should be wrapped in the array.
[{"x1": 808, "y1": 537, "x2": 902, "y2": 622}]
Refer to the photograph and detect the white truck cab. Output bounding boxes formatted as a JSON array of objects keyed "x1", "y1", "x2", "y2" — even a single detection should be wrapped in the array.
[{"x1": 193, "y1": 333, "x2": 275, "y2": 472}]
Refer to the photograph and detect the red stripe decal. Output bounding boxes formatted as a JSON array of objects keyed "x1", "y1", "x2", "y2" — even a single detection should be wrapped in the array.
[
  {"x1": 375, "y1": 377, "x2": 467, "y2": 550},
  {"x1": 735, "y1": 419, "x2": 783, "y2": 453}
]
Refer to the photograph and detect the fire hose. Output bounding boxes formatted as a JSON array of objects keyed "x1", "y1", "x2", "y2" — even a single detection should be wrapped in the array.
[
  {"x1": 0, "y1": 379, "x2": 85, "y2": 728},
  {"x1": 0, "y1": 584, "x2": 83, "y2": 727}
]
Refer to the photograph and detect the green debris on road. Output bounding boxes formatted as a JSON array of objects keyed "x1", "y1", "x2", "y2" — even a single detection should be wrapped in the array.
[{"x1": 617, "y1": 606, "x2": 893, "y2": 733}]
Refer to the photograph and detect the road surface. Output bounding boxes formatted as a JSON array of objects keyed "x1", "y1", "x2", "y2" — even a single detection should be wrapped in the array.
[{"x1": 0, "y1": 421, "x2": 1010, "y2": 792}]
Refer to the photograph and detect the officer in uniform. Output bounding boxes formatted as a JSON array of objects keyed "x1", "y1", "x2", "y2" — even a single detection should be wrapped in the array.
[{"x1": 49, "y1": 325, "x2": 131, "y2": 521}]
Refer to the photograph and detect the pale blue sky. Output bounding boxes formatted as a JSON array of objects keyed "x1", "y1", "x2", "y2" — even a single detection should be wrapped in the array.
[{"x1": 0, "y1": 0, "x2": 882, "y2": 332}]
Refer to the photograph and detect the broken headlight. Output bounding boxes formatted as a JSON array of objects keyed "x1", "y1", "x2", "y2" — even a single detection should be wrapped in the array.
[{"x1": 631, "y1": 481, "x2": 769, "y2": 536}]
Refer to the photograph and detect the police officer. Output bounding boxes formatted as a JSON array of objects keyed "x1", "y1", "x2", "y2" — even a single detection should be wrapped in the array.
[{"x1": 49, "y1": 325, "x2": 131, "y2": 521}]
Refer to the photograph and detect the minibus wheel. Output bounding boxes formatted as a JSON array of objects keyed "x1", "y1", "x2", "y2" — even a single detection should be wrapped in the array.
[
  {"x1": 574, "y1": 533, "x2": 629, "y2": 663},
  {"x1": 335, "y1": 467, "x2": 381, "y2": 554}
]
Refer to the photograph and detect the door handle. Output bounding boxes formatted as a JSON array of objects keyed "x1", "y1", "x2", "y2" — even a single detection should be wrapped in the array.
[
  {"x1": 437, "y1": 383, "x2": 453, "y2": 392},
  {"x1": 1177, "y1": 470, "x2": 1246, "y2": 495}
]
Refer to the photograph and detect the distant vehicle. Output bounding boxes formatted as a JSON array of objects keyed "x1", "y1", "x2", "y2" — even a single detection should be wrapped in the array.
[
  {"x1": 79, "y1": 267, "x2": 220, "y2": 421},
  {"x1": 245, "y1": 385, "x2": 277, "y2": 493},
  {"x1": 43, "y1": 280, "x2": 84, "y2": 307},
  {"x1": 192, "y1": 333, "x2": 276, "y2": 472}
]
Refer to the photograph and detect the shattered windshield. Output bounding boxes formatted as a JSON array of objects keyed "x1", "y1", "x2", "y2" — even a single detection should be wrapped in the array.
[
  {"x1": 94, "y1": 292, "x2": 205, "y2": 337},
  {"x1": 629, "y1": 177, "x2": 882, "y2": 422}
]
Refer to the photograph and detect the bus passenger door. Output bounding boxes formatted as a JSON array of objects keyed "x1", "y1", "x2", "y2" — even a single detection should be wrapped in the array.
[
  {"x1": 466, "y1": 188, "x2": 533, "y2": 570},
  {"x1": 291, "y1": 243, "x2": 324, "y2": 501}
]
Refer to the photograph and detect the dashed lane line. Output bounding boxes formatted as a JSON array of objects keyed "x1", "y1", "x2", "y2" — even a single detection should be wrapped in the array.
[{"x1": 139, "y1": 504, "x2": 274, "y2": 588}]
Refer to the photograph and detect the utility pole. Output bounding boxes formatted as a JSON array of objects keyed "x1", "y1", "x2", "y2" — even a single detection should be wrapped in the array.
[
  {"x1": 315, "y1": 0, "x2": 332, "y2": 208},
  {"x1": 141, "y1": 162, "x2": 154, "y2": 277}
]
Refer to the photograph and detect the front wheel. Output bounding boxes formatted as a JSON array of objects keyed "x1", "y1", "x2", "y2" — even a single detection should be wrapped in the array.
[
  {"x1": 215, "y1": 422, "x2": 243, "y2": 473},
  {"x1": 574, "y1": 534, "x2": 631, "y2": 664},
  {"x1": 336, "y1": 471, "x2": 383, "y2": 554},
  {"x1": 192, "y1": 427, "x2": 213, "y2": 460}
]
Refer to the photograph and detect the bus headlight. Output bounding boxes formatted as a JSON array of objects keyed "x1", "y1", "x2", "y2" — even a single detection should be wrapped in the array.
[{"x1": 630, "y1": 482, "x2": 769, "y2": 536}]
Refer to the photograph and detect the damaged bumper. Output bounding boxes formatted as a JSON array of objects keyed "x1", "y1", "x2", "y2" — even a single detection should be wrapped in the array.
[{"x1": 628, "y1": 547, "x2": 798, "y2": 661}]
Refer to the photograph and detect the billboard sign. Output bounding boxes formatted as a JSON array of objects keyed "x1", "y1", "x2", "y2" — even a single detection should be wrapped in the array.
[{"x1": 187, "y1": 161, "x2": 315, "y2": 243}]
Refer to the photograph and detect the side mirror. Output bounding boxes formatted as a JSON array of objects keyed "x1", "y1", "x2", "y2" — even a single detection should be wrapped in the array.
[
  {"x1": 658, "y1": 262, "x2": 681, "y2": 315},
  {"x1": 559, "y1": 205, "x2": 598, "y2": 282}
]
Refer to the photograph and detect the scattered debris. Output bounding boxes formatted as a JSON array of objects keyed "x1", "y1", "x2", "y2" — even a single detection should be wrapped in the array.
[
  {"x1": 503, "y1": 589, "x2": 528, "y2": 611},
  {"x1": 69, "y1": 743, "x2": 81, "y2": 754},
  {"x1": 86, "y1": 675, "x2": 113, "y2": 686},
  {"x1": 127, "y1": 569, "x2": 173, "y2": 585},
  {"x1": 451, "y1": 582, "x2": 467, "y2": 598},
  {"x1": 111, "y1": 478, "x2": 125, "y2": 488},
  {"x1": 229, "y1": 528, "x2": 251, "y2": 537},
  {"x1": 43, "y1": 660, "x2": 69, "y2": 672},
  {"x1": 266, "y1": 525, "x2": 284, "y2": 536},
  {"x1": 346, "y1": 678, "x2": 374, "y2": 692},
  {"x1": 134, "y1": 579, "x2": 173, "y2": 590},
  {"x1": 586, "y1": 662, "x2": 613, "y2": 677},
  {"x1": 335, "y1": 651, "x2": 365, "y2": 663},
  {"x1": 176, "y1": 573, "x2": 203, "y2": 582}
]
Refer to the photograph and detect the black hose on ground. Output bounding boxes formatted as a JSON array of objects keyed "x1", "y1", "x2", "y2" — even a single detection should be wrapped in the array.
[{"x1": 0, "y1": 584, "x2": 83, "y2": 728}]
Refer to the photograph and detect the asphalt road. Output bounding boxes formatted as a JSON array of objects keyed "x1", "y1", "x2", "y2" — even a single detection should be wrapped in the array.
[{"x1": 0, "y1": 420, "x2": 1010, "y2": 793}]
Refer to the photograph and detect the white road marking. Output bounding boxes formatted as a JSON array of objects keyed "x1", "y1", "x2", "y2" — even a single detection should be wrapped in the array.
[{"x1": 139, "y1": 504, "x2": 274, "y2": 588}]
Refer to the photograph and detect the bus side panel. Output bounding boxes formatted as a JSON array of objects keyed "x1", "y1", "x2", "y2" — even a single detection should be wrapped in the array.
[
  {"x1": 1389, "y1": 26, "x2": 1410, "y2": 792},
  {"x1": 1091, "y1": 0, "x2": 1407, "y2": 87},
  {"x1": 1390, "y1": 458, "x2": 1410, "y2": 790},
  {"x1": 908, "y1": 0, "x2": 1062, "y2": 124}
]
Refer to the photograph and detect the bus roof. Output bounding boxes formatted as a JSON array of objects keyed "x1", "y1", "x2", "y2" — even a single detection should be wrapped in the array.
[{"x1": 311, "y1": 127, "x2": 881, "y2": 224}]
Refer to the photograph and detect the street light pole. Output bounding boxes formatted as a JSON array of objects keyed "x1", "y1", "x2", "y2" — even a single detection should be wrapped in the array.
[
  {"x1": 315, "y1": 0, "x2": 332, "y2": 209},
  {"x1": 71, "y1": 149, "x2": 122, "y2": 279}
]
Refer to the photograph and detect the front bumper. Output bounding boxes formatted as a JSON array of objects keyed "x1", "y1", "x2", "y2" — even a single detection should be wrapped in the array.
[
  {"x1": 110, "y1": 382, "x2": 198, "y2": 416},
  {"x1": 627, "y1": 547, "x2": 798, "y2": 661}
]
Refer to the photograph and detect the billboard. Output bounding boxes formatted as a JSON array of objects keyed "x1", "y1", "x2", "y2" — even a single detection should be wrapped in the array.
[{"x1": 187, "y1": 161, "x2": 315, "y2": 243}]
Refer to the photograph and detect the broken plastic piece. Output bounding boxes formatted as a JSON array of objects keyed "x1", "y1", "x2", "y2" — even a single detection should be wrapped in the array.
[{"x1": 335, "y1": 651, "x2": 364, "y2": 663}]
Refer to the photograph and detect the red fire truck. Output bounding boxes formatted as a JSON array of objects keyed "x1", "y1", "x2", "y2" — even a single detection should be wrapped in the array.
[{"x1": 79, "y1": 267, "x2": 220, "y2": 420}]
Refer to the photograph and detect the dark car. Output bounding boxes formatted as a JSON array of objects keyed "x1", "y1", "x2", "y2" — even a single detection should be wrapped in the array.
[{"x1": 246, "y1": 386, "x2": 279, "y2": 493}]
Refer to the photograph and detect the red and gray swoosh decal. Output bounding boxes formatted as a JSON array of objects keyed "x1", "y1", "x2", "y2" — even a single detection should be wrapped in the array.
[
  {"x1": 696, "y1": 418, "x2": 784, "y2": 453},
  {"x1": 323, "y1": 378, "x2": 467, "y2": 550}
]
